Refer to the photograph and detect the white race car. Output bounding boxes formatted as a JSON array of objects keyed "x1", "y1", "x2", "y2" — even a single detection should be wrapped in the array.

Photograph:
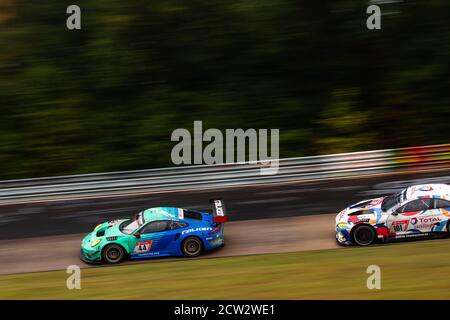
[{"x1": 335, "y1": 183, "x2": 450, "y2": 245}]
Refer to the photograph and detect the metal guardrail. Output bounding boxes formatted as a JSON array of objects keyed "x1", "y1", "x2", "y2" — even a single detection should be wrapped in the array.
[{"x1": 0, "y1": 144, "x2": 449, "y2": 205}]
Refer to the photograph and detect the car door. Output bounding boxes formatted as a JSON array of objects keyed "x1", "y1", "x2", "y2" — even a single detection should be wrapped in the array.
[
  {"x1": 162, "y1": 220, "x2": 189, "y2": 253},
  {"x1": 387, "y1": 198, "x2": 433, "y2": 235},
  {"x1": 129, "y1": 220, "x2": 170, "y2": 257},
  {"x1": 431, "y1": 198, "x2": 450, "y2": 233}
]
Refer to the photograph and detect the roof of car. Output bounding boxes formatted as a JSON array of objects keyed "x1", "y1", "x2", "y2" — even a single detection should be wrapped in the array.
[
  {"x1": 141, "y1": 207, "x2": 205, "y2": 223},
  {"x1": 405, "y1": 184, "x2": 450, "y2": 200},
  {"x1": 142, "y1": 207, "x2": 182, "y2": 222}
]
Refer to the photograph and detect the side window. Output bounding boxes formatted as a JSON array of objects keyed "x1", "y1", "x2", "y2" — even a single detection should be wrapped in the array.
[
  {"x1": 170, "y1": 221, "x2": 188, "y2": 230},
  {"x1": 183, "y1": 210, "x2": 203, "y2": 220},
  {"x1": 398, "y1": 199, "x2": 432, "y2": 213},
  {"x1": 140, "y1": 220, "x2": 169, "y2": 234},
  {"x1": 396, "y1": 204, "x2": 407, "y2": 213},
  {"x1": 434, "y1": 199, "x2": 450, "y2": 209}
]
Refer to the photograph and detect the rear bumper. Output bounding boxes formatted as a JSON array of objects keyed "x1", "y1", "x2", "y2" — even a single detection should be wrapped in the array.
[
  {"x1": 207, "y1": 234, "x2": 224, "y2": 248},
  {"x1": 204, "y1": 226, "x2": 225, "y2": 250}
]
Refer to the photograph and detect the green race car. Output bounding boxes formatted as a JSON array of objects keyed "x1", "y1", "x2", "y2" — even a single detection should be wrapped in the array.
[{"x1": 80, "y1": 200, "x2": 227, "y2": 264}]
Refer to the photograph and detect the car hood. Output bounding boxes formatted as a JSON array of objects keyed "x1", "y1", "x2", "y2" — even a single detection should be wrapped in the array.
[
  {"x1": 336, "y1": 197, "x2": 384, "y2": 224},
  {"x1": 93, "y1": 219, "x2": 129, "y2": 237}
]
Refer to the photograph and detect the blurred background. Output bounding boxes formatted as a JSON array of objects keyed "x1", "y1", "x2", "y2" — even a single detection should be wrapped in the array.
[{"x1": 0, "y1": 0, "x2": 449, "y2": 179}]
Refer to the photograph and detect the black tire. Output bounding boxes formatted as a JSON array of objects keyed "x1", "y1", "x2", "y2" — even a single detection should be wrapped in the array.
[
  {"x1": 447, "y1": 220, "x2": 450, "y2": 236},
  {"x1": 181, "y1": 237, "x2": 203, "y2": 257},
  {"x1": 352, "y1": 225, "x2": 376, "y2": 246},
  {"x1": 102, "y1": 244, "x2": 125, "y2": 264}
]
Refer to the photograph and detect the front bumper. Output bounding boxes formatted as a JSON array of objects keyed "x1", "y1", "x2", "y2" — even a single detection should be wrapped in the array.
[
  {"x1": 80, "y1": 233, "x2": 103, "y2": 263},
  {"x1": 335, "y1": 227, "x2": 353, "y2": 245},
  {"x1": 80, "y1": 249, "x2": 103, "y2": 264}
]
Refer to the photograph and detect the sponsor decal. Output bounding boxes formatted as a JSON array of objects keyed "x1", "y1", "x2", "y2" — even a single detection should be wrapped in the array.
[
  {"x1": 418, "y1": 217, "x2": 441, "y2": 223},
  {"x1": 181, "y1": 227, "x2": 212, "y2": 235},
  {"x1": 348, "y1": 215, "x2": 359, "y2": 224},
  {"x1": 419, "y1": 186, "x2": 433, "y2": 191},
  {"x1": 337, "y1": 222, "x2": 347, "y2": 229},
  {"x1": 133, "y1": 240, "x2": 153, "y2": 254},
  {"x1": 213, "y1": 200, "x2": 224, "y2": 216},
  {"x1": 396, "y1": 233, "x2": 430, "y2": 239},
  {"x1": 90, "y1": 238, "x2": 101, "y2": 247},
  {"x1": 178, "y1": 208, "x2": 184, "y2": 219},
  {"x1": 348, "y1": 214, "x2": 372, "y2": 224},
  {"x1": 132, "y1": 251, "x2": 160, "y2": 257},
  {"x1": 143, "y1": 251, "x2": 160, "y2": 256},
  {"x1": 409, "y1": 217, "x2": 441, "y2": 229}
]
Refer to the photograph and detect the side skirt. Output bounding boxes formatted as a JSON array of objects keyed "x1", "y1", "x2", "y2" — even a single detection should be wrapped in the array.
[{"x1": 383, "y1": 232, "x2": 447, "y2": 243}]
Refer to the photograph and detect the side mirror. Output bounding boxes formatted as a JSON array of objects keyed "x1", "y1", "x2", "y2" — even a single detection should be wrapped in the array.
[{"x1": 133, "y1": 233, "x2": 141, "y2": 239}]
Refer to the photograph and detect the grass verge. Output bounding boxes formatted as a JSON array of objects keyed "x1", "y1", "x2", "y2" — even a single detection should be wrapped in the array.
[{"x1": 1, "y1": 239, "x2": 450, "y2": 299}]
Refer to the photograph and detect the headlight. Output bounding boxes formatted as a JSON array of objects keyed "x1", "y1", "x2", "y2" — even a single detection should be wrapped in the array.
[
  {"x1": 94, "y1": 224, "x2": 102, "y2": 231},
  {"x1": 91, "y1": 238, "x2": 101, "y2": 247},
  {"x1": 337, "y1": 222, "x2": 347, "y2": 229}
]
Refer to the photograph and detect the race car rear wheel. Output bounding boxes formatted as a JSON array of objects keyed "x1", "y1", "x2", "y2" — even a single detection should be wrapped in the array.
[
  {"x1": 352, "y1": 225, "x2": 376, "y2": 246},
  {"x1": 182, "y1": 237, "x2": 203, "y2": 257},
  {"x1": 102, "y1": 244, "x2": 125, "y2": 264}
]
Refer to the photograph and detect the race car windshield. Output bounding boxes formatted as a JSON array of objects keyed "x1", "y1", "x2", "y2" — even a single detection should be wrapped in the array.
[
  {"x1": 381, "y1": 191, "x2": 403, "y2": 212},
  {"x1": 120, "y1": 212, "x2": 144, "y2": 234}
]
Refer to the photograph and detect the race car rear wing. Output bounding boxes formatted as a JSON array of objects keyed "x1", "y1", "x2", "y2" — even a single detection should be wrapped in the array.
[{"x1": 211, "y1": 198, "x2": 227, "y2": 223}]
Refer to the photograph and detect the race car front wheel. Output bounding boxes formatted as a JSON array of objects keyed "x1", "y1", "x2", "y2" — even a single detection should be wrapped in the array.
[
  {"x1": 102, "y1": 244, "x2": 125, "y2": 264},
  {"x1": 182, "y1": 237, "x2": 203, "y2": 257},
  {"x1": 352, "y1": 225, "x2": 376, "y2": 246}
]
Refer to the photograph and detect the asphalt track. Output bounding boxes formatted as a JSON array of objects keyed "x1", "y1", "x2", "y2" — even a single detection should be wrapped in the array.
[
  {"x1": 0, "y1": 214, "x2": 336, "y2": 275},
  {"x1": 0, "y1": 168, "x2": 450, "y2": 275}
]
